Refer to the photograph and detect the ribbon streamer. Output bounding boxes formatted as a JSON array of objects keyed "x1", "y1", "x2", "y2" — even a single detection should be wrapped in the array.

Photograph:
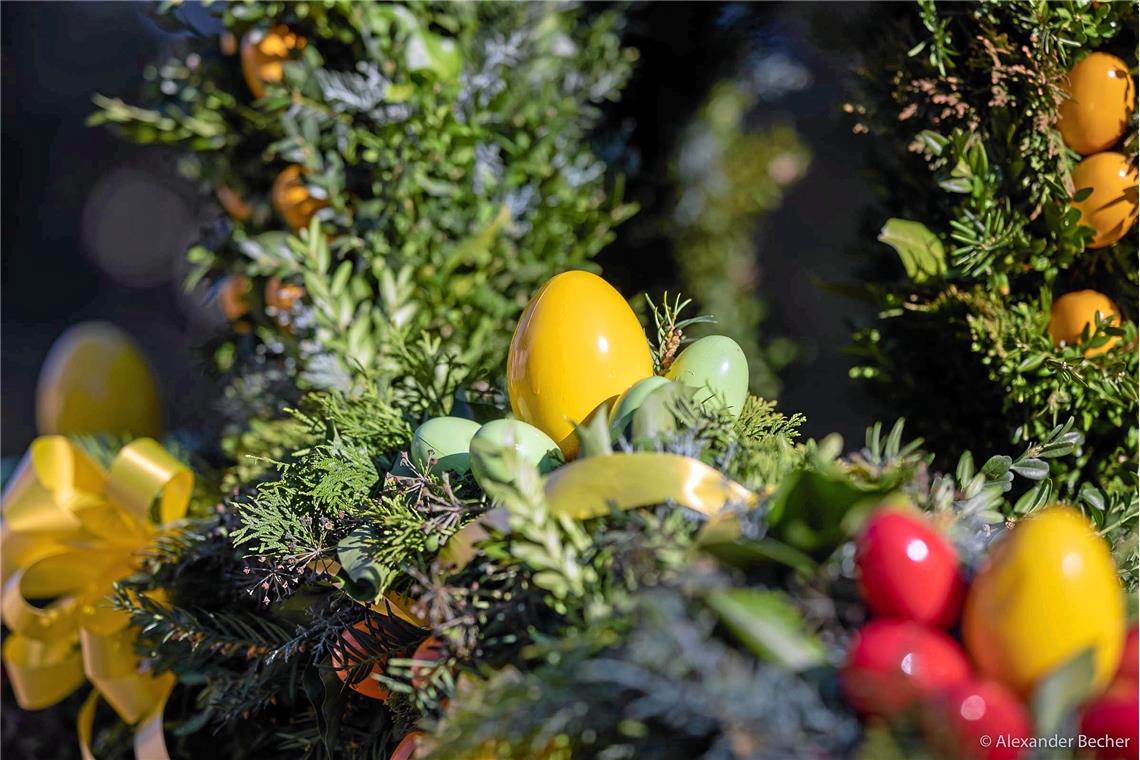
[
  {"x1": 1, "y1": 436, "x2": 191, "y2": 760},
  {"x1": 442, "y1": 452, "x2": 758, "y2": 567},
  {"x1": 543, "y1": 452, "x2": 758, "y2": 519}
]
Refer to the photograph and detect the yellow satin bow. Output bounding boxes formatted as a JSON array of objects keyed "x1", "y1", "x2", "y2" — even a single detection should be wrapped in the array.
[{"x1": 1, "y1": 436, "x2": 191, "y2": 760}]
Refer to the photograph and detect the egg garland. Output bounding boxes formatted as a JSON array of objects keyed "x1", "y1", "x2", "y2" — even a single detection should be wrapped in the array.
[
  {"x1": 410, "y1": 417, "x2": 482, "y2": 475},
  {"x1": 507, "y1": 271, "x2": 654, "y2": 457},
  {"x1": 664, "y1": 335, "x2": 749, "y2": 418},
  {"x1": 35, "y1": 322, "x2": 163, "y2": 438},
  {"x1": 240, "y1": 25, "x2": 306, "y2": 100},
  {"x1": 962, "y1": 505, "x2": 1124, "y2": 696},
  {"x1": 1070, "y1": 152, "x2": 1139, "y2": 249},
  {"x1": 272, "y1": 164, "x2": 328, "y2": 232},
  {"x1": 1047, "y1": 289, "x2": 1123, "y2": 356},
  {"x1": 1057, "y1": 52, "x2": 1135, "y2": 156}
]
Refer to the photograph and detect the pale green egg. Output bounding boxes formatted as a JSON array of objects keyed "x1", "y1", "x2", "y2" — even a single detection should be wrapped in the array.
[
  {"x1": 410, "y1": 416, "x2": 482, "y2": 475},
  {"x1": 470, "y1": 418, "x2": 563, "y2": 488},
  {"x1": 608, "y1": 375, "x2": 671, "y2": 435},
  {"x1": 664, "y1": 335, "x2": 749, "y2": 418}
]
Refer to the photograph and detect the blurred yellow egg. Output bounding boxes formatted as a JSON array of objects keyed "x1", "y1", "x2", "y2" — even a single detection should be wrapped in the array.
[
  {"x1": 1057, "y1": 52, "x2": 1135, "y2": 156},
  {"x1": 507, "y1": 271, "x2": 653, "y2": 457},
  {"x1": 1047, "y1": 289, "x2": 1122, "y2": 356},
  {"x1": 272, "y1": 165, "x2": 327, "y2": 232},
  {"x1": 240, "y1": 25, "x2": 306, "y2": 100},
  {"x1": 962, "y1": 506, "x2": 1124, "y2": 696},
  {"x1": 36, "y1": 322, "x2": 162, "y2": 438},
  {"x1": 1070, "y1": 152, "x2": 1138, "y2": 249}
]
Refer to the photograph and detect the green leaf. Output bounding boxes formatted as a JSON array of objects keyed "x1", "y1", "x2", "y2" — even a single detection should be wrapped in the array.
[
  {"x1": 1031, "y1": 648, "x2": 1096, "y2": 737},
  {"x1": 706, "y1": 588, "x2": 825, "y2": 671},
  {"x1": 877, "y1": 218, "x2": 947, "y2": 283}
]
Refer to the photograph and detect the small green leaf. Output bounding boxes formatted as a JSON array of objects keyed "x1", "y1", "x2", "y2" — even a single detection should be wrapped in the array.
[
  {"x1": 1010, "y1": 459, "x2": 1049, "y2": 480},
  {"x1": 878, "y1": 218, "x2": 947, "y2": 283},
  {"x1": 981, "y1": 455, "x2": 1012, "y2": 479},
  {"x1": 1031, "y1": 649, "x2": 1096, "y2": 736},
  {"x1": 706, "y1": 588, "x2": 825, "y2": 671}
]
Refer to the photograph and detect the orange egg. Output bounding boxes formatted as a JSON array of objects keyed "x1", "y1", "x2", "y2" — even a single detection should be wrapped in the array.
[
  {"x1": 1070, "y1": 152, "x2": 1138, "y2": 248},
  {"x1": 264, "y1": 275, "x2": 305, "y2": 318},
  {"x1": 331, "y1": 620, "x2": 390, "y2": 701},
  {"x1": 1057, "y1": 52, "x2": 1135, "y2": 155},
  {"x1": 218, "y1": 275, "x2": 252, "y2": 321},
  {"x1": 215, "y1": 185, "x2": 252, "y2": 223},
  {"x1": 1047, "y1": 290, "x2": 1123, "y2": 356},
  {"x1": 272, "y1": 165, "x2": 328, "y2": 231},
  {"x1": 240, "y1": 25, "x2": 306, "y2": 100},
  {"x1": 390, "y1": 732, "x2": 423, "y2": 760}
]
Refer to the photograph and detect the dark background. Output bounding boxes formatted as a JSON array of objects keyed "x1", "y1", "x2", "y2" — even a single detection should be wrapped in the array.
[{"x1": 1, "y1": 2, "x2": 882, "y2": 459}]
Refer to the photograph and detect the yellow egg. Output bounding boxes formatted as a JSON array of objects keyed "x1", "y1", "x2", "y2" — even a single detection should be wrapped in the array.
[
  {"x1": 1070, "y1": 152, "x2": 1138, "y2": 249},
  {"x1": 962, "y1": 506, "x2": 1124, "y2": 697},
  {"x1": 240, "y1": 25, "x2": 306, "y2": 100},
  {"x1": 1047, "y1": 290, "x2": 1122, "y2": 356},
  {"x1": 507, "y1": 271, "x2": 653, "y2": 458},
  {"x1": 272, "y1": 165, "x2": 328, "y2": 232},
  {"x1": 1057, "y1": 52, "x2": 1135, "y2": 156},
  {"x1": 36, "y1": 322, "x2": 163, "y2": 438}
]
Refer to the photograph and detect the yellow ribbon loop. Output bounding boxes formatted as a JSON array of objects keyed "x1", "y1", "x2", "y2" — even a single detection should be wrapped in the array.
[
  {"x1": 1, "y1": 436, "x2": 191, "y2": 760},
  {"x1": 543, "y1": 452, "x2": 758, "y2": 519}
]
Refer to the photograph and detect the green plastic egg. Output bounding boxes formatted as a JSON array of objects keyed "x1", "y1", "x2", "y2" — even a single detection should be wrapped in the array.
[
  {"x1": 608, "y1": 376, "x2": 671, "y2": 435},
  {"x1": 410, "y1": 416, "x2": 482, "y2": 475},
  {"x1": 470, "y1": 419, "x2": 563, "y2": 487},
  {"x1": 664, "y1": 335, "x2": 749, "y2": 418}
]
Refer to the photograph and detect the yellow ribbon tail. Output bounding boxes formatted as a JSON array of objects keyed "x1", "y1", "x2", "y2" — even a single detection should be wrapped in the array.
[
  {"x1": 543, "y1": 452, "x2": 758, "y2": 520},
  {"x1": 77, "y1": 683, "x2": 173, "y2": 760}
]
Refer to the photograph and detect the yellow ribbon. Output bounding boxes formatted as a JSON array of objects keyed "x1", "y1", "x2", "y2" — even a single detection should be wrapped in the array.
[
  {"x1": 1, "y1": 436, "x2": 191, "y2": 760},
  {"x1": 442, "y1": 452, "x2": 758, "y2": 567},
  {"x1": 543, "y1": 452, "x2": 758, "y2": 519}
]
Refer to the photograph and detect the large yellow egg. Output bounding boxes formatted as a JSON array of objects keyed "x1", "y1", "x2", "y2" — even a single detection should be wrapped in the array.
[
  {"x1": 36, "y1": 322, "x2": 163, "y2": 437},
  {"x1": 507, "y1": 271, "x2": 653, "y2": 458},
  {"x1": 1057, "y1": 52, "x2": 1135, "y2": 156},
  {"x1": 1070, "y1": 152, "x2": 1138, "y2": 249},
  {"x1": 962, "y1": 506, "x2": 1124, "y2": 697},
  {"x1": 240, "y1": 25, "x2": 306, "y2": 100},
  {"x1": 1047, "y1": 289, "x2": 1122, "y2": 356}
]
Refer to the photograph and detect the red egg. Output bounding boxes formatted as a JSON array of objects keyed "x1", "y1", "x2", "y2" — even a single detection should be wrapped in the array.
[
  {"x1": 855, "y1": 508, "x2": 965, "y2": 627},
  {"x1": 926, "y1": 678, "x2": 1031, "y2": 760},
  {"x1": 1080, "y1": 680, "x2": 1139, "y2": 760},
  {"x1": 1116, "y1": 625, "x2": 1138, "y2": 684},
  {"x1": 842, "y1": 619, "x2": 972, "y2": 717}
]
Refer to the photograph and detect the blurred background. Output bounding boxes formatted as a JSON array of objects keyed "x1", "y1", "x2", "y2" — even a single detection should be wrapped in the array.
[{"x1": 1, "y1": 1, "x2": 884, "y2": 458}]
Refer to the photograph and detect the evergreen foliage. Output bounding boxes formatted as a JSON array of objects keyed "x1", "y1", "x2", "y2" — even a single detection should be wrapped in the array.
[{"x1": 846, "y1": 1, "x2": 1138, "y2": 547}]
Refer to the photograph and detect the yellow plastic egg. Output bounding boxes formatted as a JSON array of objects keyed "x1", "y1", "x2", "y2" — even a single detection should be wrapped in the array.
[
  {"x1": 962, "y1": 506, "x2": 1124, "y2": 697},
  {"x1": 240, "y1": 25, "x2": 306, "y2": 100},
  {"x1": 507, "y1": 271, "x2": 653, "y2": 457},
  {"x1": 1047, "y1": 290, "x2": 1122, "y2": 356},
  {"x1": 272, "y1": 165, "x2": 328, "y2": 232},
  {"x1": 1057, "y1": 52, "x2": 1135, "y2": 156},
  {"x1": 36, "y1": 322, "x2": 162, "y2": 438},
  {"x1": 1070, "y1": 152, "x2": 1138, "y2": 249}
]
